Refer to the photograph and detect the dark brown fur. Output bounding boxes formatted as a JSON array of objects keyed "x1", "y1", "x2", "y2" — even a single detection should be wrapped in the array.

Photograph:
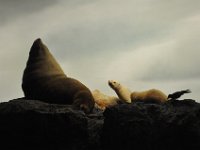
[{"x1": 22, "y1": 38, "x2": 94, "y2": 113}]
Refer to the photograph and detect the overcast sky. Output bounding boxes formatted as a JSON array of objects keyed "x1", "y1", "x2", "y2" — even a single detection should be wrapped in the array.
[{"x1": 0, "y1": 0, "x2": 200, "y2": 102}]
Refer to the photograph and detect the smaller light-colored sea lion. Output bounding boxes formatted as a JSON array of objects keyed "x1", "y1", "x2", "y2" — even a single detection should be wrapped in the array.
[
  {"x1": 131, "y1": 89, "x2": 167, "y2": 102},
  {"x1": 22, "y1": 38, "x2": 95, "y2": 113},
  {"x1": 108, "y1": 80, "x2": 167, "y2": 103},
  {"x1": 108, "y1": 80, "x2": 132, "y2": 103},
  {"x1": 92, "y1": 89, "x2": 120, "y2": 110}
]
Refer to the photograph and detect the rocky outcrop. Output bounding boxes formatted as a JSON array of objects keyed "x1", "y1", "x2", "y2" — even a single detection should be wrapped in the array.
[
  {"x1": 0, "y1": 98, "x2": 200, "y2": 150},
  {"x1": 0, "y1": 98, "x2": 103, "y2": 150},
  {"x1": 102, "y1": 99, "x2": 200, "y2": 150}
]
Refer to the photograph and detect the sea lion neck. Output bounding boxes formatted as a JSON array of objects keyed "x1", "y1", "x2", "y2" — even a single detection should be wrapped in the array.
[
  {"x1": 29, "y1": 38, "x2": 50, "y2": 58},
  {"x1": 25, "y1": 38, "x2": 66, "y2": 76}
]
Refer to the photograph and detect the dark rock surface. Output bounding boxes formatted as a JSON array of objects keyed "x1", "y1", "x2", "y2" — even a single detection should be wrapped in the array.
[
  {"x1": 0, "y1": 98, "x2": 104, "y2": 150},
  {"x1": 0, "y1": 98, "x2": 200, "y2": 150},
  {"x1": 102, "y1": 99, "x2": 200, "y2": 150}
]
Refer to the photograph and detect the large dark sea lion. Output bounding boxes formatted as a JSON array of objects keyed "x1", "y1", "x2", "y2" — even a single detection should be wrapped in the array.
[{"x1": 22, "y1": 38, "x2": 95, "y2": 113}]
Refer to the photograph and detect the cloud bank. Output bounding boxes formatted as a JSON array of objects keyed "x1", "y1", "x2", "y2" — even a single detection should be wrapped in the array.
[{"x1": 0, "y1": 0, "x2": 200, "y2": 101}]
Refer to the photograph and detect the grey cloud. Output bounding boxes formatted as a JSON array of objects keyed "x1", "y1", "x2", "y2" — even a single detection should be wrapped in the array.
[
  {"x1": 140, "y1": 51, "x2": 200, "y2": 81},
  {"x1": 45, "y1": 0, "x2": 200, "y2": 62},
  {"x1": 47, "y1": 25, "x2": 144, "y2": 61},
  {"x1": 138, "y1": 19, "x2": 200, "y2": 81},
  {"x1": 0, "y1": 0, "x2": 200, "y2": 101},
  {"x1": 0, "y1": 0, "x2": 58, "y2": 25},
  {"x1": 0, "y1": 71, "x2": 23, "y2": 101}
]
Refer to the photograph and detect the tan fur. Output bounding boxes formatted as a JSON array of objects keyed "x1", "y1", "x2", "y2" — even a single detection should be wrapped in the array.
[
  {"x1": 131, "y1": 89, "x2": 167, "y2": 102},
  {"x1": 92, "y1": 89, "x2": 119, "y2": 110},
  {"x1": 22, "y1": 38, "x2": 95, "y2": 113},
  {"x1": 108, "y1": 80, "x2": 132, "y2": 103}
]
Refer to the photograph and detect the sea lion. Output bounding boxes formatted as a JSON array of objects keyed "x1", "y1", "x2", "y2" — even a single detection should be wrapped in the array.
[
  {"x1": 92, "y1": 89, "x2": 120, "y2": 110},
  {"x1": 168, "y1": 89, "x2": 191, "y2": 100},
  {"x1": 131, "y1": 89, "x2": 167, "y2": 103},
  {"x1": 22, "y1": 38, "x2": 95, "y2": 113},
  {"x1": 108, "y1": 80, "x2": 132, "y2": 103},
  {"x1": 108, "y1": 80, "x2": 167, "y2": 103}
]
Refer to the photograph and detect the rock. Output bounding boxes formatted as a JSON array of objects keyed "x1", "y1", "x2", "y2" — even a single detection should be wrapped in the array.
[
  {"x1": 101, "y1": 99, "x2": 200, "y2": 150},
  {"x1": 0, "y1": 98, "x2": 200, "y2": 150},
  {"x1": 0, "y1": 98, "x2": 103, "y2": 150}
]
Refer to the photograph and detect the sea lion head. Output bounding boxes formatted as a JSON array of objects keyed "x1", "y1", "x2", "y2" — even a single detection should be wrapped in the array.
[
  {"x1": 73, "y1": 91, "x2": 95, "y2": 114},
  {"x1": 108, "y1": 80, "x2": 121, "y2": 90}
]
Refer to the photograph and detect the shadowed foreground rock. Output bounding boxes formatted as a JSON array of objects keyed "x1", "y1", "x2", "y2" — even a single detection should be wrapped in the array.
[
  {"x1": 0, "y1": 99, "x2": 103, "y2": 150},
  {"x1": 102, "y1": 99, "x2": 200, "y2": 150},
  {"x1": 0, "y1": 99, "x2": 200, "y2": 150}
]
